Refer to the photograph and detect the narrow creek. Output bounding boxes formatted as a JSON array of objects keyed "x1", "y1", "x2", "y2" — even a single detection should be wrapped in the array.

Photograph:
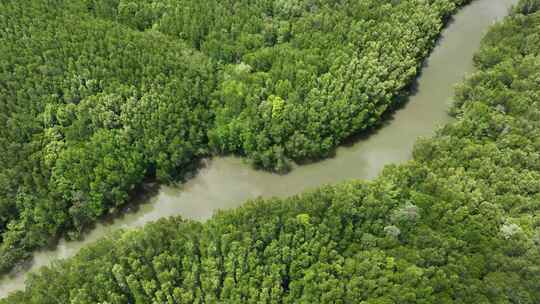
[{"x1": 0, "y1": 0, "x2": 517, "y2": 297}]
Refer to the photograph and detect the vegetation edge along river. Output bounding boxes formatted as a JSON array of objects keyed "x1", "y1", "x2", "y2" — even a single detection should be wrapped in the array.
[
  {"x1": 2, "y1": 0, "x2": 540, "y2": 302},
  {"x1": 0, "y1": 0, "x2": 519, "y2": 299},
  {"x1": 0, "y1": 0, "x2": 474, "y2": 275}
]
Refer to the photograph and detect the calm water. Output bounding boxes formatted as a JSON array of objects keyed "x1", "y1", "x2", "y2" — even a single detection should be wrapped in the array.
[{"x1": 0, "y1": 0, "x2": 517, "y2": 297}]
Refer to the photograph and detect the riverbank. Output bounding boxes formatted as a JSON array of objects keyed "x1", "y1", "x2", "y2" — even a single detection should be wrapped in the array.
[
  {"x1": 0, "y1": 0, "x2": 477, "y2": 276},
  {"x1": 0, "y1": 0, "x2": 517, "y2": 298},
  {"x1": 3, "y1": 1, "x2": 538, "y2": 301}
]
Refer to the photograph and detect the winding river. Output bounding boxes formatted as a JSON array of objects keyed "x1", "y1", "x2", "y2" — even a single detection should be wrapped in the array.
[{"x1": 0, "y1": 0, "x2": 517, "y2": 298}]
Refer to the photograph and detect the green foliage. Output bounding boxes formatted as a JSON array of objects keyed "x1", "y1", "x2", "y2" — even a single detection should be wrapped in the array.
[
  {"x1": 0, "y1": 0, "x2": 468, "y2": 272},
  {"x1": 513, "y1": 0, "x2": 540, "y2": 15},
  {"x1": 84, "y1": 0, "x2": 466, "y2": 168},
  {"x1": 0, "y1": 0, "x2": 216, "y2": 272},
  {"x1": 3, "y1": 2, "x2": 540, "y2": 302}
]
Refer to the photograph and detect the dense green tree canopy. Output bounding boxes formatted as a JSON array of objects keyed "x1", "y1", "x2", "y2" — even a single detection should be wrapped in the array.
[
  {"x1": 2, "y1": 2, "x2": 540, "y2": 302},
  {"x1": 0, "y1": 0, "x2": 469, "y2": 272},
  {"x1": 82, "y1": 0, "x2": 469, "y2": 169},
  {"x1": 0, "y1": 0, "x2": 218, "y2": 272}
]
